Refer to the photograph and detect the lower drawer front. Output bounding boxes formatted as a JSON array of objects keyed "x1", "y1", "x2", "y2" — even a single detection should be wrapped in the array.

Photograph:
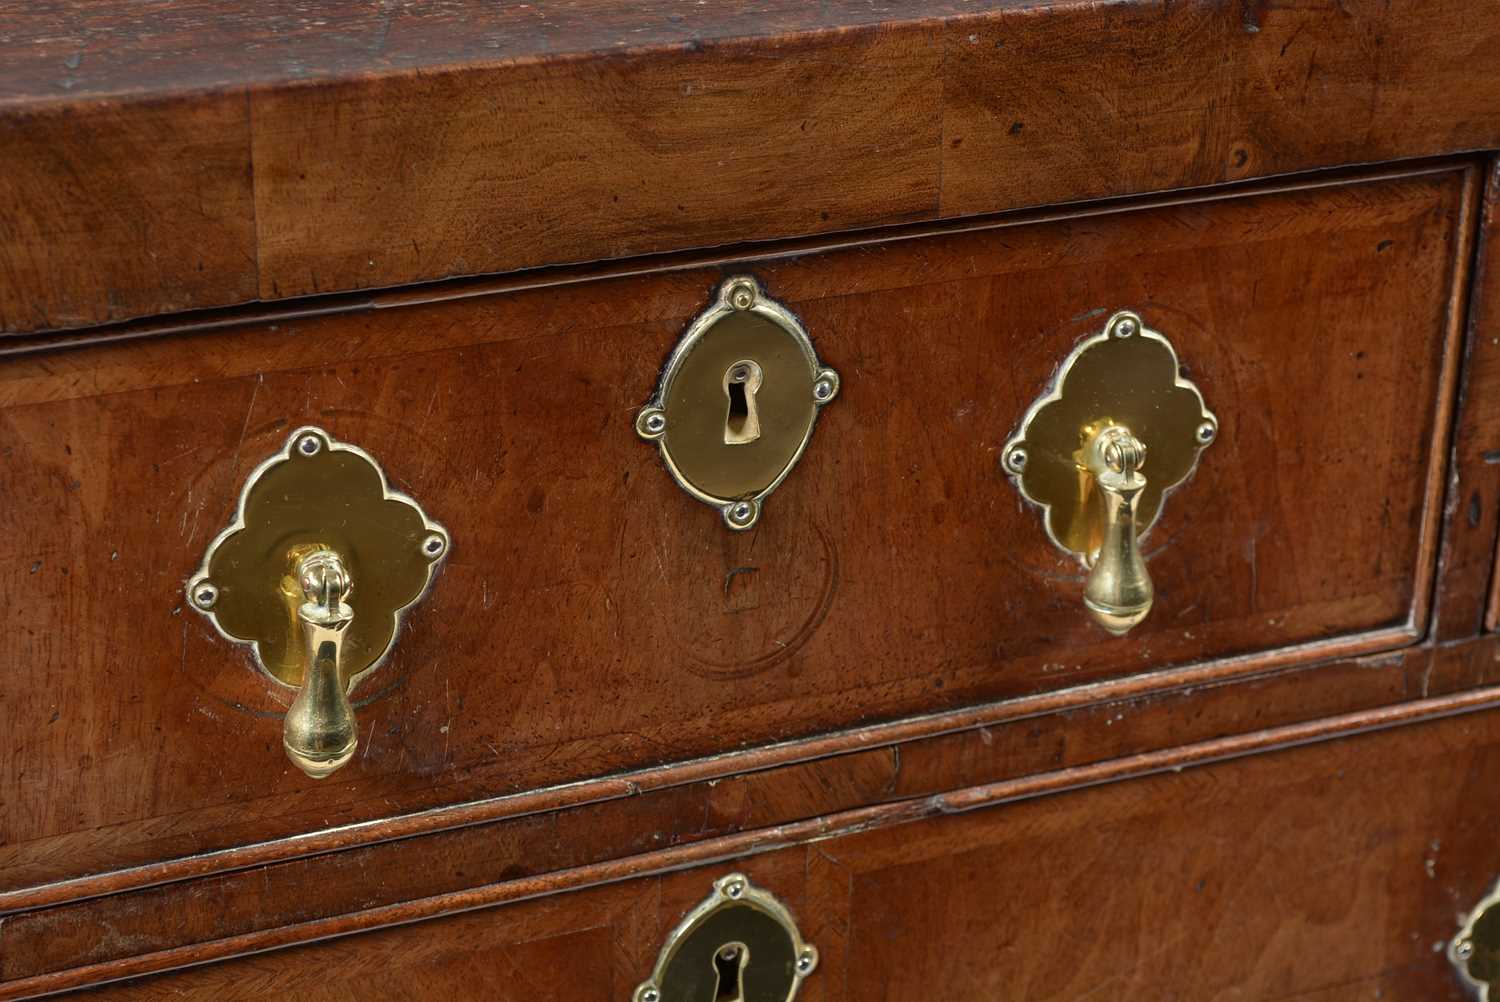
[{"x1": 72, "y1": 707, "x2": 1500, "y2": 1001}]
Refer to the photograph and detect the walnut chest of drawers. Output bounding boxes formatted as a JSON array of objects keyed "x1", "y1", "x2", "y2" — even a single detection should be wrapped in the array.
[{"x1": 5, "y1": 2, "x2": 1500, "y2": 999}]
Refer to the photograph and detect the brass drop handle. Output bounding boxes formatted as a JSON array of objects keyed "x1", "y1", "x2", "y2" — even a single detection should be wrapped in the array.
[
  {"x1": 1001, "y1": 311, "x2": 1216, "y2": 639},
  {"x1": 1082, "y1": 426, "x2": 1153, "y2": 636},
  {"x1": 283, "y1": 549, "x2": 358, "y2": 779},
  {"x1": 188, "y1": 427, "x2": 449, "y2": 782}
]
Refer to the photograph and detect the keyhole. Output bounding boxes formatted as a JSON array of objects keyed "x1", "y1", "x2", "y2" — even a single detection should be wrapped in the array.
[
  {"x1": 712, "y1": 943, "x2": 748, "y2": 1002},
  {"x1": 723, "y1": 360, "x2": 763, "y2": 445}
]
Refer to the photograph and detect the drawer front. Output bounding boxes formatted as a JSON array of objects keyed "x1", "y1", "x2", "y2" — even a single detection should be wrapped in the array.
[
  {"x1": 63, "y1": 704, "x2": 1500, "y2": 1001},
  {"x1": 0, "y1": 165, "x2": 1473, "y2": 898}
]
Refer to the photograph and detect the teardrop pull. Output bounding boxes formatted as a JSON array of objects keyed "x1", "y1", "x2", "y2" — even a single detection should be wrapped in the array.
[
  {"x1": 1082, "y1": 426, "x2": 1153, "y2": 636},
  {"x1": 282, "y1": 549, "x2": 357, "y2": 779}
]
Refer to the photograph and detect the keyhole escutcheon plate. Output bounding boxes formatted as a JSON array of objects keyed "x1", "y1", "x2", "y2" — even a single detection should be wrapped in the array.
[
  {"x1": 635, "y1": 873, "x2": 818, "y2": 1002},
  {"x1": 636, "y1": 277, "x2": 838, "y2": 530}
]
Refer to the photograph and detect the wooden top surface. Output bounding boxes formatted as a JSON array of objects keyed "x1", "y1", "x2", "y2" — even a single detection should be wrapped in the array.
[
  {"x1": 0, "y1": 0, "x2": 990, "y2": 105},
  {"x1": 2, "y1": 0, "x2": 1498, "y2": 336}
]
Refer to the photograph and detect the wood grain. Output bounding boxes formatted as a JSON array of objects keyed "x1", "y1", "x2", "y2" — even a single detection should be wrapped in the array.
[
  {"x1": 0, "y1": 0, "x2": 981, "y2": 103},
  {"x1": 937, "y1": 1, "x2": 1500, "y2": 220},
  {"x1": 39, "y1": 674, "x2": 1500, "y2": 1000},
  {"x1": 819, "y1": 704, "x2": 1500, "y2": 1001},
  {"x1": 1429, "y1": 155, "x2": 1500, "y2": 640},
  {"x1": 4, "y1": 0, "x2": 1500, "y2": 333},
  {"x1": 7, "y1": 641, "x2": 1494, "y2": 984},
  {"x1": 246, "y1": 23, "x2": 942, "y2": 303},
  {"x1": 0, "y1": 94, "x2": 256, "y2": 333},
  {"x1": 1433, "y1": 156, "x2": 1500, "y2": 640},
  {"x1": 53, "y1": 877, "x2": 662, "y2": 1002},
  {"x1": 1470, "y1": 158, "x2": 1500, "y2": 634},
  {"x1": 0, "y1": 166, "x2": 1473, "y2": 906}
]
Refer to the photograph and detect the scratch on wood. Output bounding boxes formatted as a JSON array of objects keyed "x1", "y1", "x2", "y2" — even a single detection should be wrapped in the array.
[
  {"x1": 230, "y1": 373, "x2": 264, "y2": 475},
  {"x1": 723, "y1": 565, "x2": 758, "y2": 599},
  {"x1": 1244, "y1": 530, "x2": 1260, "y2": 611}
]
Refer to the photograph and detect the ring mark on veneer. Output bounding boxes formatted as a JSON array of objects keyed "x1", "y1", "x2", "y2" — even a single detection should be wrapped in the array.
[{"x1": 679, "y1": 520, "x2": 839, "y2": 681}]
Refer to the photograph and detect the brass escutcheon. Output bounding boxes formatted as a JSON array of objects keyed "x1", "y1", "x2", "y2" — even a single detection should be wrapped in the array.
[
  {"x1": 635, "y1": 873, "x2": 818, "y2": 1002},
  {"x1": 636, "y1": 277, "x2": 838, "y2": 530}
]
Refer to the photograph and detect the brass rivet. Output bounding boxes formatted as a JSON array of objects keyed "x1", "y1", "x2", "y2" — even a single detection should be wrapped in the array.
[
  {"x1": 724, "y1": 502, "x2": 757, "y2": 530},
  {"x1": 637, "y1": 409, "x2": 667, "y2": 439}
]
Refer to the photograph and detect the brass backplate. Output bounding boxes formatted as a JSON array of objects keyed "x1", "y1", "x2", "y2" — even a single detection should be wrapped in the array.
[
  {"x1": 1453, "y1": 881, "x2": 1500, "y2": 1000},
  {"x1": 1002, "y1": 311, "x2": 1216, "y2": 559},
  {"x1": 636, "y1": 873, "x2": 817, "y2": 1002},
  {"x1": 636, "y1": 276, "x2": 838, "y2": 530},
  {"x1": 186, "y1": 427, "x2": 449, "y2": 690}
]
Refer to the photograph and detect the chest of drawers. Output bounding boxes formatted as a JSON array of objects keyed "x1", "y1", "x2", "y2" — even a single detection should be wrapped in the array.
[{"x1": 4, "y1": 3, "x2": 1500, "y2": 999}]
